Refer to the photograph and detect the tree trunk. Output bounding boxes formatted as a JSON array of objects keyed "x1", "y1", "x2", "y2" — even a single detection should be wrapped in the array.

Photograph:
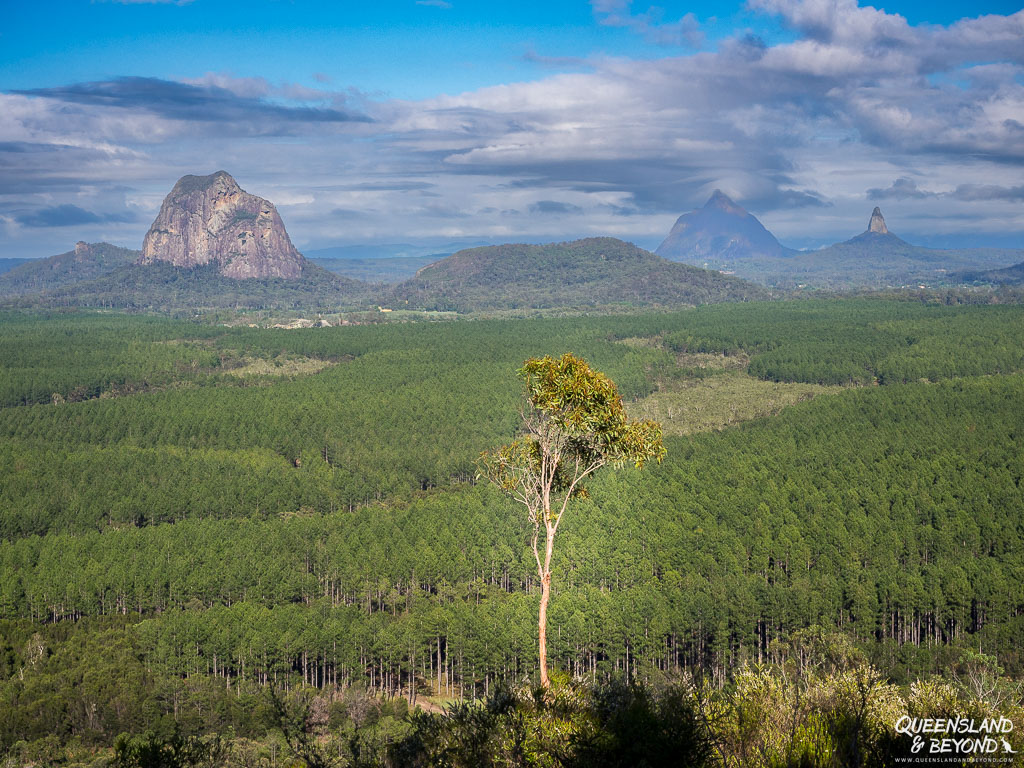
[{"x1": 539, "y1": 570, "x2": 551, "y2": 688}]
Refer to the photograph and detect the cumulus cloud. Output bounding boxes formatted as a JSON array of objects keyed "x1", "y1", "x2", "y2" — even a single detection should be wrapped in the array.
[
  {"x1": 749, "y1": 0, "x2": 909, "y2": 46},
  {"x1": 868, "y1": 177, "x2": 935, "y2": 200},
  {"x1": 867, "y1": 179, "x2": 1024, "y2": 203},
  {"x1": 179, "y1": 73, "x2": 273, "y2": 99},
  {"x1": 592, "y1": 1, "x2": 704, "y2": 47}
]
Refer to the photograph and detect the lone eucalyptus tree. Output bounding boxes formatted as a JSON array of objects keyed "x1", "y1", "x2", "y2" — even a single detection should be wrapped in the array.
[{"x1": 478, "y1": 353, "x2": 665, "y2": 688}]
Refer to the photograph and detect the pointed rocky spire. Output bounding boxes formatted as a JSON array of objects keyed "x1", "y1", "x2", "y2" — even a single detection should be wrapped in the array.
[
  {"x1": 868, "y1": 207, "x2": 888, "y2": 234},
  {"x1": 704, "y1": 189, "x2": 745, "y2": 216}
]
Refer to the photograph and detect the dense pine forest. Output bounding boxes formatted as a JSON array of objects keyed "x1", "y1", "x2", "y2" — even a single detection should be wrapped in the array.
[{"x1": 1, "y1": 299, "x2": 1023, "y2": 766}]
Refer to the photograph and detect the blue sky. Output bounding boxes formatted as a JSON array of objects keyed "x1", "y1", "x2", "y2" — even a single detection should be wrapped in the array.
[
  {"x1": 4, "y1": 1, "x2": 784, "y2": 98},
  {"x1": 2, "y1": 0, "x2": 1023, "y2": 257},
  {"x1": 4, "y1": 0, "x2": 1017, "y2": 97}
]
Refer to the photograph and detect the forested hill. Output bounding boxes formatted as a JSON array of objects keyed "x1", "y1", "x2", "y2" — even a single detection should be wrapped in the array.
[
  {"x1": 957, "y1": 259, "x2": 1024, "y2": 285},
  {"x1": 0, "y1": 236, "x2": 379, "y2": 312},
  {"x1": 2, "y1": 237, "x2": 767, "y2": 312},
  {"x1": 387, "y1": 237, "x2": 769, "y2": 311},
  {"x1": 0, "y1": 242, "x2": 138, "y2": 296},
  {"x1": 15, "y1": 259, "x2": 376, "y2": 312}
]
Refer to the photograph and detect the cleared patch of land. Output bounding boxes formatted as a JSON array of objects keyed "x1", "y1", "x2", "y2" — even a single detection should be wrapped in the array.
[
  {"x1": 630, "y1": 371, "x2": 841, "y2": 435},
  {"x1": 52, "y1": 348, "x2": 336, "y2": 404},
  {"x1": 673, "y1": 350, "x2": 749, "y2": 370},
  {"x1": 221, "y1": 354, "x2": 334, "y2": 378},
  {"x1": 619, "y1": 343, "x2": 841, "y2": 434}
]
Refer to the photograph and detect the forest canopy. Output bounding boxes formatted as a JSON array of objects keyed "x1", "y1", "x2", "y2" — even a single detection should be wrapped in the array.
[{"x1": 1, "y1": 298, "x2": 1023, "y2": 764}]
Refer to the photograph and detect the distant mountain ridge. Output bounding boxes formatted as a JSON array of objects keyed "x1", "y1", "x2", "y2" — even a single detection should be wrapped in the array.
[
  {"x1": 312, "y1": 256, "x2": 442, "y2": 284},
  {"x1": 777, "y1": 209, "x2": 1024, "y2": 287},
  {"x1": 304, "y1": 242, "x2": 480, "y2": 260},
  {"x1": 657, "y1": 194, "x2": 1024, "y2": 288},
  {"x1": 0, "y1": 258, "x2": 31, "y2": 276},
  {"x1": 11, "y1": 174, "x2": 1021, "y2": 308}
]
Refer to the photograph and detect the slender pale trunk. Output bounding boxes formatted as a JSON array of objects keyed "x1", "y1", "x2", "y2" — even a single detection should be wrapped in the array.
[
  {"x1": 538, "y1": 571, "x2": 551, "y2": 687},
  {"x1": 537, "y1": 514, "x2": 555, "y2": 688}
]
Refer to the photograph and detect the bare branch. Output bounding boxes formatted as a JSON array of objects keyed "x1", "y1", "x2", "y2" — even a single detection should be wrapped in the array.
[{"x1": 551, "y1": 458, "x2": 606, "y2": 537}]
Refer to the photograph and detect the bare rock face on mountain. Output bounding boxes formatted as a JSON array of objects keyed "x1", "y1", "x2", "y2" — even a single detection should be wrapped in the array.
[
  {"x1": 868, "y1": 207, "x2": 888, "y2": 234},
  {"x1": 140, "y1": 171, "x2": 306, "y2": 279}
]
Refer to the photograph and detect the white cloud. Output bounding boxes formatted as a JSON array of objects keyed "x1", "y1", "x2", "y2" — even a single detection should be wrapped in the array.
[
  {"x1": 3, "y1": 2, "x2": 1024, "y2": 257},
  {"x1": 591, "y1": 0, "x2": 704, "y2": 47}
]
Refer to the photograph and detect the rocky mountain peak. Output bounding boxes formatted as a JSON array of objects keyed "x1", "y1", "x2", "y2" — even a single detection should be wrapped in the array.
[
  {"x1": 869, "y1": 207, "x2": 888, "y2": 235},
  {"x1": 705, "y1": 190, "x2": 746, "y2": 216},
  {"x1": 140, "y1": 171, "x2": 306, "y2": 280},
  {"x1": 655, "y1": 190, "x2": 788, "y2": 262},
  {"x1": 169, "y1": 170, "x2": 240, "y2": 198}
]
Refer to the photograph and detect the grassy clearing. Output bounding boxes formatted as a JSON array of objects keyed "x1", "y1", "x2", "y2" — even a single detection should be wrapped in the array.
[
  {"x1": 673, "y1": 350, "x2": 749, "y2": 370},
  {"x1": 619, "y1": 343, "x2": 842, "y2": 434},
  {"x1": 617, "y1": 336, "x2": 664, "y2": 349},
  {"x1": 630, "y1": 370, "x2": 842, "y2": 435},
  {"x1": 221, "y1": 355, "x2": 335, "y2": 378}
]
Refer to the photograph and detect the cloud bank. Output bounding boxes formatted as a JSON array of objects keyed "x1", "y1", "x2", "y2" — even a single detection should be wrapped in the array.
[{"x1": 2, "y1": 1, "x2": 1023, "y2": 257}]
